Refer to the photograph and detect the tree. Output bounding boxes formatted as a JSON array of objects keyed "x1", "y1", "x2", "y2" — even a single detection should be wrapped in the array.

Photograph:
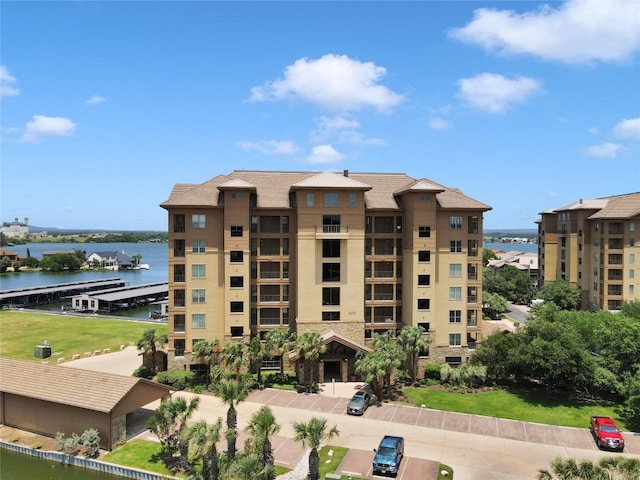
[
  {"x1": 292, "y1": 417, "x2": 339, "y2": 480},
  {"x1": 214, "y1": 379, "x2": 248, "y2": 460},
  {"x1": 482, "y1": 291, "x2": 508, "y2": 319},
  {"x1": 136, "y1": 328, "x2": 168, "y2": 375},
  {"x1": 484, "y1": 264, "x2": 535, "y2": 305},
  {"x1": 225, "y1": 454, "x2": 272, "y2": 480},
  {"x1": 538, "y1": 456, "x2": 640, "y2": 480},
  {"x1": 248, "y1": 336, "x2": 270, "y2": 386},
  {"x1": 221, "y1": 341, "x2": 249, "y2": 382},
  {"x1": 440, "y1": 363, "x2": 487, "y2": 388},
  {"x1": 354, "y1": 331, "x2": 403, "y2": 402},
  {"x1": 132, "y1": 253, "x2": 142, "y2": 267},
  {"x1": 294, "y1": 332, "x2": 326, "y2": 391},
  {"x1": 538, "y1": 280, "x2": 581, "y2": 311},
  {"x1": 470, "y1": 330, "x2": 522, "y2": 382},
  {"x1": 182, "y1": 417, "x2": 223, "y2": 480},
  {"x1": 397, "y1": 325, "x2": 431, "y2": 384},
  {"x1": 483, "y1": 248, "x2": 498, "y2": 266},
  {"x1": 245, "y1": 406, "x2": 280, "y2": 480},
  {"x1": 38, "y1": 253, "x2": 82, "y2": 272},
  {"x1": 0, "y1": 256, "x2": 11, "y2": 273},
  {"x1": 192, "y1": 339, "x2": 219, "y2": 386},
  {"x1": 264, "y1": 328, "x2": 296, "y2": 377},
  {"x1": 621, "y1": 299, "x2": 640, "y2": 319},
  {"x1": 148, "y1": 396, "x2": 200, "y2": 470}
]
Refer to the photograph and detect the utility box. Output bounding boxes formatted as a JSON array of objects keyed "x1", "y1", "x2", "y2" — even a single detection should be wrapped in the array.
[{"x1": 34, "y1": 344, "x2": 51, "y2": 359}]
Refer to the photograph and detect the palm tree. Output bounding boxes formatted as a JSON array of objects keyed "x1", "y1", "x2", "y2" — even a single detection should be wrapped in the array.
[
  {"x1": 397, "y1": 325, "x2": 432, "y2": 384},
  {"x1": 354, "y1": 350, "x2": 386, "y2": 402},
  {"x1": 214, "y1": 378, "x2": 248, "y2": 460},
  {"x1": 221, "y1": 341, "x2": 249, "y2": 382},
  {"x1": 295, "y1": 332, "x2": 326, "y2": 391},
  {"x1": 440, "y1": 363, "x2": 487, "y2": 388},
  {"x1": 132, "y1": 253, "x2": 142, "y2": 267},
  {"x1": 192, "y1": 339, "x2": 220, "y2": 385},
  {"x1": 248, "y1": 336, "x2": 270, "y2": 386},
  {"x1": 245, "y1": 406, "x2": 280, "y2": 479},
  {"x1": 264, "y1": 328, "x2": 296, "y2": 378},
  {"x1": 182, "y1": 417, "x2": 223, "y2": 480},
  {"x1": 538, "y1": 456, "x2": 640, "y2": 479},
  {"x1": 136, "y1": 328, "x2": 168, "y2": 375},
  {"x1": 148, "y1": 395, "x2": 200, "y2": 469},
  {"x1": 225, "y1": 454, "x2": 272, "y2": 480},
  {"x1": 292, "y1": 417, "x2": 339, "y2": 480}
]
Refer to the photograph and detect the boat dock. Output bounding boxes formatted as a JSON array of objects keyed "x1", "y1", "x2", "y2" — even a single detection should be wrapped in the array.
[
  {"x1": 69, "y1": 282, "x2": 168, "y2": 314},
  {"x1": 0, "y1": 278, "x2": 127, "y2": 309}
]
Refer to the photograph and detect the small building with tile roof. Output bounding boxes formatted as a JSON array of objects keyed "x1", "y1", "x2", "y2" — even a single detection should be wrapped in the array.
[{"x1": 0, "y1": 358, "x2": 173, "y2": 449}]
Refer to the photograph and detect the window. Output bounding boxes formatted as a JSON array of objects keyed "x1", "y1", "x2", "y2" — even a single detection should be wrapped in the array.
[
  {"x1": 449, "y1": 263, "x2": 462, "y2": 277},
  {"x1": 630, "y1": 269, "x2": 635, "y2": 279},
  {"x1": 173, "y1": 214, "x2": 185, "y2": 233},
  {"x1": 174, "y1": 314, "x2": 185, "y2": 333},
  {"x1": 450, "y1": 216, "x2": 462, "y2": 230},
  {"x1": 174, "y1": 339, "x2": 185, "y2": 357},
  {"x1": 231, "y1": 192, "x2": 243, "y2": 199},
  {"x1": 192, "y1": 264, "x2": 206, "y2": 279},
  {"x1": 418, "y1": 274, "x2": 430, "y2": 286},
  {"x1": 251, "y1": 215, "x2": 258, "y2": 233},
  {"x1": 450, "y1": 241, "x2": 462, "y2": 253},
  {"x1": 322, "y1": 263, "x2": 341, "y2": 282},
  {"x1": 230, "y1": 251, "x2": 244, "y2": 263},
  {"x1": 192, "y1": 289, "x2": 205, "y2": 303},
  {"x1": 449, "y1": 287, "x2": 462, "y2": 300},
  {"x1": 192, "y1": 214, "x2": 205, "y2": 228},
  {"x1": 282, "y1": 216, "x2": 289, "y2": 233},
  {"x1": 349, "y1": 193, "x2": 356, "y2": 208},
  {"x1": 230, "y1": 301, "x2": 244, "y2": 313},
  {"x1": 192, "y1": 314, "x2": 205, "y2": 328},
  {"x1": 449, "y1": 333, "x2": 461, "y2": 346},
  {"x1": 174, "y1": 289, "x2": 185, "y2": 307},
  {"x1": 283, "y1": 238, "x2": 289, "y2": 255},
  {"x1": 322, "y1": 287, "x2": 340, "y2": 306},
  {"x1": 418, "y1": 250, "x2": 431, "y2": 262},
  {"x1": 230, "y1": 276, "x2": 244, "y2": 288},
  {"x1": 419, "y1": 226, "x2": 431, "y2": 238},
  {"x1": 323, "y1": 239, "x2": 341, "y2": 257},
  {"x1": 449, "y1": 310, "x2": 462, "y2": 323},
  {"x1": 631, "y1": 253, "x2": 635, "y2": 264},
  {"x1": 418, "y1": 322, "x2": 430, "y2": 332},
  {"x1": 230, "y1": 326, "x2": 244, "y2": 337},
  {"x1": 417, "y1": 299, "x2": 430, "y2": 310},
  {"x1": 420, "y1": 194, "x2": 430, "y2": 202},
  {"x1": 325, "y1": 192, "x2": 338, "y2": 207},
  {"x1": 174, "y1": 264, "x2": 185, "y2": 282},
  {"x1": 192, "y1": 240, "x2": 205, "y2": 253},
  {"x1": 631, "y1": 223, "x2": 636, "y2": 232},
  {"x1": 445, "y1": 356, "x2": 461, "y2": 367},
  {"x1": 230, "y1": 226, "x2": 243, "y2": 237},
  {"x1": 174, "y1": 239, "x2": 186, "y2": 257},
  {"x1": 307, "y1": 193, "x2": 314, "y2": 207},
  {"x1": 322, "y1": 311, "x2": 340, "y2": 321},
  {"x1": 323, "y1": 215, "x2": 341, "y2": 233}
]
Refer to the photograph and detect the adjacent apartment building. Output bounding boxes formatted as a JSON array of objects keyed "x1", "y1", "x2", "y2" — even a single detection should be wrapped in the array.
[
  {"x1": 161, "y1": 170, "x2": 491, "y2": 382},
  {"x1": 537, "y1": 192, "x2": 640, "y2": 311}
]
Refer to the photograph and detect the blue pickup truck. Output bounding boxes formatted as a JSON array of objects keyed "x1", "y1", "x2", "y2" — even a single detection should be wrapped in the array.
[{"x1": 372, "y1": 435, "x2": 404, "y2": 476}]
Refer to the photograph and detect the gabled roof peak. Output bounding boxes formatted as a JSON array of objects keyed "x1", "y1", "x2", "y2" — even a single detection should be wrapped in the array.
[{"x1": 291, "y1": 171, "x2": 371, "y2": 190}]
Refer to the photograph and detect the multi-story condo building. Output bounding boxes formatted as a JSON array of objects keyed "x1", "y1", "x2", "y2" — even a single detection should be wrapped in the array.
[
  {"x1": 537, "y1": 192, "x2": 640, "y2": 311},
  {"x1": 161, "y1": 170, "x2": 491, "y2": 382}
]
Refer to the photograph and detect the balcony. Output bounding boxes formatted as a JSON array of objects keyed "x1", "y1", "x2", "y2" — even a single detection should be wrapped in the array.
[
  {"x1": 374, "y1": 293, "x2": 394, "y2": 301},
  {"x1": 316, "y1": 224, "x2": 349, "y2": 239},
  {"x1": 260, "y1": 271, "x2": 280, "y2": 280},
  {"x1": 259, "y1": 295, "x2": 280, "y2": 302},
  {"x1": 259, "y1": 317, "x2": 281, "y2": 326},
  {"x1": 373, "y1": 316, "x2": 395, "y2": 324}
]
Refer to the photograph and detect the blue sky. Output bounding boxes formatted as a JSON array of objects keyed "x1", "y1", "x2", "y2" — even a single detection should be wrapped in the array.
[{"x1": 1, "y1": 1, "x2": 639, "y2": 231}]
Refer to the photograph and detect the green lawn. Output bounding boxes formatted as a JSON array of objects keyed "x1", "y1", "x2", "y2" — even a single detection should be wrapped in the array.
[
  {"x1": 102, "y1": 439, "x2": 179, "y2": 477},
  {"x1": 0, "y1": 310, "x2": 167, "y2": 361},
  {"x1": 404, "y1": 386, "x2": 628, "y2": 430}
]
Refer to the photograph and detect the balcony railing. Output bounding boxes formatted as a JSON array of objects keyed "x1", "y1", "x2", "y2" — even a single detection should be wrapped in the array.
[
  {"x1": 174, "y1": 275, "x2": 185, "y2": 283},
  {"x1": 323, "y1": 224, "x2": 342, "y2": 233},
  {"x1": 259, "y1": 317, "x2": 280, "y2": 325},
  {"x1": 374, "y1": 270, "x2": 394, "y2": 278},
  {"x1": 374, "y1": 293, "x2": 394, "y2": 301},
  {"x1": 260, "y1": 271, "x2": 280, "y2": 279},
  {"x1": 373, "y1": 316, "x2": 395, "y2": 324},
  {"x1": 467, "y1": 296, "x2": 477, "y2": 304},
  {"x1": 260, "y1": 295, "x2": 280, "y2": 302}
]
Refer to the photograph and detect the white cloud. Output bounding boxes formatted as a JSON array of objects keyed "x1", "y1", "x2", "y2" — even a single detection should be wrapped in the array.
[
  {"x1": 0, "y1": 65, "x2": 20, "y2": 98},
  {"x1": 588, "y1": 127, "x2": 599, "y2": 135},
  {"x1": 338, "y1": 131, "x2": 385, "y2": 146},
  {"x1": 449, "y1": 0, "x2": 640, "y2": 64},
  {"x1": 310, "y1": 115, "x2": 361, "y2": 143},
  {"x1": 548, "y1": 191, "x2": 561, "y2": 198},
  {"x1": 586, "y1": 142, "x2": 622, "y2": 158},
  {"x1": 85, "y1": 95, "x2": 107, "y2": 105},
  {"x1": 429, "y1": 117, "x2": 452, "y2": 130},
  {"x1": 613, "y1": 117, "x2": 640, "y2": 140},
  {"x1": 237, "y1": 140, "x2": 299, "y2": 155},
  {"x1": 305, "y1": 144, "x2": 345, "y2": 164},
  {"x1": 457, "y1": 73, "x2": 542, "y2": 113},
  {"x1": 249, "y1": 54, "x2": 404, "y2": 112},
  {"x1": 22, "y1": 115, "x2": 77, "y2": 142},
  {"x1": 430, "y1": 104, "x2": 452, "y2": 115}
]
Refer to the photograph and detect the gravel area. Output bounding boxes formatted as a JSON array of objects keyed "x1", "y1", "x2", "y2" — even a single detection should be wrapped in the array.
[{"x1": 276, "y1": 448, "x2": 310, "y2": 480}]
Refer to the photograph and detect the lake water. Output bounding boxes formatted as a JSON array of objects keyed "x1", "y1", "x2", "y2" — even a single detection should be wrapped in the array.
[
  {"x1": 0, "y1": 448, "x2": 125, "y2": 480},
  {"x1": 0, "y1": 242, "x2": 168, "y2": 291}
]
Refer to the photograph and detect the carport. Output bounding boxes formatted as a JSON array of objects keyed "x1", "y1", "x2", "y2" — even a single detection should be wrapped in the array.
[{"x1": 0, "y1": 357, "x2": 173, "y2": 450}]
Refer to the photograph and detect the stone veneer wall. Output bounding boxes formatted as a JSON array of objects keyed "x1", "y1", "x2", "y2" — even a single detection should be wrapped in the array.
[
  {"x1": 111, "y1": 414, "x2": 127, "y2": 449},
  {"x1": 295, "y1": 321, "x2": 365, "y2": 344}
]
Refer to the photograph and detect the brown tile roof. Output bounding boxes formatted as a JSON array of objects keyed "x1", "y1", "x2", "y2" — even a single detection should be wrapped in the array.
[
  {"x1": 0, "y1": 357, "x2": 171, "y2": 413},
  {"x1": 588, "y1": 192, "x2": 640, "y2": 219},
  {"x1": 160, "y1": 170, "x2": 491, "y2": 212}
]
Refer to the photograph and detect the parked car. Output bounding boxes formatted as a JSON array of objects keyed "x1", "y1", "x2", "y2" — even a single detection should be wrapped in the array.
[
  {"x1": 372, "y1": 435, "x2": 404, "y2": 477},
  {"x1": 590, "y1": 416, "x2": 625, "y2": 451},
  {"x1": 346, "y1": 389, "x2": 373, "y2": 415}
]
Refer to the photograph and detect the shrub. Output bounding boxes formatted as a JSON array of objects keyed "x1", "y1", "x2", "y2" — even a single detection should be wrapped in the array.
[
  {"x1": 31, "y1": 442, "x2": 42, "y2": 450},
  {"x1": 80, "y1": 428, "x2": 101, "y2": 458},
  {"x1": 156, "y1": 370, "x2": 195, "y2": 390},
  {"x1": 424, "y1": 363, "x2": 441, "y2": 380},
  {"x1": 10, "y1": 435, "x2": 19, "y2": 443},
  {"x1": 133, "y1": 364, "x2": 153, "y2": 379}
]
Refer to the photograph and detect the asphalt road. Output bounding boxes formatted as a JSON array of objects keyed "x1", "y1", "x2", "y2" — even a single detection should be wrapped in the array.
[{"x1": 505, "y1": 302, "x2": 531, "y2": 325}]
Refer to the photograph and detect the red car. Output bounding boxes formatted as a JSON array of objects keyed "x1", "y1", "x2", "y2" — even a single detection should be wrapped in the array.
[{"x1": 590, "y1": 416, "x2": 625, "y2": 451}]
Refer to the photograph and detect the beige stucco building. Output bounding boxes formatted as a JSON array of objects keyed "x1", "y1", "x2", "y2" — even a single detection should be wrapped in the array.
[
  {"x1": 160, "y1": 170, "x2": 491, "y2": 382},
  {"x1": 537, "y1": 193, "x2": 640, "y2": 311}
]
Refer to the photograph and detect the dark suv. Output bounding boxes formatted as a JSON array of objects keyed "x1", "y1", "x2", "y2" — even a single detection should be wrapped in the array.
[{"x1": 372, "y1": 435, "x2": 404, "y2": 476}]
